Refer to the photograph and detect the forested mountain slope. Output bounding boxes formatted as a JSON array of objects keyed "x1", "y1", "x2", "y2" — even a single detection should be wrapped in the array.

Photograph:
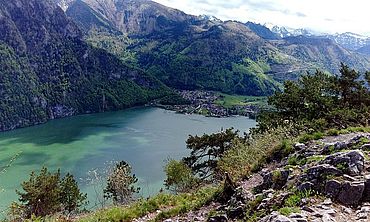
[{"x1": 0, "y1": 0, "x2": 170, "y2": 131}]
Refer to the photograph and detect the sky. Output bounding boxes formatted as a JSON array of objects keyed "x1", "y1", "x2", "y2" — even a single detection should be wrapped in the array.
[{"x1": 153, "y1": 0, "x2": 370, "y2": 36}]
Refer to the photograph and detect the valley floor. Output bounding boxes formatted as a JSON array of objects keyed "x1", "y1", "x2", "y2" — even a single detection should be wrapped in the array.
[{"x1": 153, "y1": 90, "x2": 265, "y2": 118}]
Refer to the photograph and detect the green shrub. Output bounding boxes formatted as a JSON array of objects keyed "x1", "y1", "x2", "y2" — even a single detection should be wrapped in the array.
[
  {"x1": 164, "y1": 159, "x2": 199, "y2": 193},
  {"x1": 104, "y1": 161, "x2": 140, "y2": 205},
  {"x1": 285, "y1": 190, "x2": 314, "y2": 208},
  {"x1": 219, "y1": 126, "x2": 298, "y2": 181},
  {"x1": 279, "y1": 139, "x2": 294, "y2": 157},
  {"x1": 12, "y1": 167, "x2": 87, "y2": 219}
]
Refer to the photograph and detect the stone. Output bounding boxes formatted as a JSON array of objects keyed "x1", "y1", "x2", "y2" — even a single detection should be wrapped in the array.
[
  {"x1": 324, "y1": 209, "x2": 336, "y2": 216},
  {"x1": 260, "y1": 212, "x2": 294, "y2": 222},
  {"x1": 227, "y1": 205, "x2": 245, "y2": 219},
  {"x1": 341, "y1": 206, "x2": 352, "y2": 214},
  {"x1": 312, "y1": 211, "x2": 323, "y2": 218},
  {"x1": 259, "y1": 169, "x2": 291, "y2": 191},
  {"x1": 303, "y1": 164, "x2": 342, "y2": 182},
  {"x1": 343, "y1": 174, "x2": 356, "y2": 181},
  {"x1": 294, "y1": 143, "x2": 306, "y2": 150},
  {"x1": 361, "y1": 144, "x2": 370, "y2": 151},
  {"x1": 322, "y1": 150, "x2": 365, "y2": 176},
  {"x1": 289, "y1": 213, "x2": 304, "y2": 218},
  {"x1": 357, "y1": 213, "x2": 367, "y2": 220},
  {"x1": 363, "y1": 174, "x2": 370, "y2": 201},
  {"x1": 274, "y1": 215, "x2": 293, "y2": 222},
  {"x1": 323, "y1": 199, "x2": 333, "y2": 205},
  {"x1": 208, "y1": 214, "x2": 228, "y2": 222},
  {"x1": 289, "y1": 214, "x2": 308, "y2": 222},
  {"x1": 337, "y1": 181, "x2": 365, "y2": 206},
  {"x1": 320, "y1": 205, "x2": 331, "y2": 210},
  {"x1": 322, "y1": 142, "x2": 347, "y2": 154},
  {"x1": 325, "y1": 179, "x2": 342, "y2": 198},
  {"x1": 294, "y1": 219, "x2": 308, "y2": 222},
  {"x1": 298, "y1": 182, "x2": 314, "y2": 192},
  {"x1": 361, "y1": 206, "x2": 370, "y2": 213},
  {"x1": 321, "y1": 213, "x2": 336, "y2": 222},
  {"x1": 301, "y1": 206, "x2": 315, "y2": 213}
]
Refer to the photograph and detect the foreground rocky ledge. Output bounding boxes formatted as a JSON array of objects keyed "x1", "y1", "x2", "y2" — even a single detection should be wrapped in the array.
[{"x1": 163, "y1": 133, "x2": 370, "y2": 222}]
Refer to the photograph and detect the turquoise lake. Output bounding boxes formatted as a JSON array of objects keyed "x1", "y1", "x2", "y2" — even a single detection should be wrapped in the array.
[{"x1": 0, "y1": 107, "x2": 256, "y2": 213}]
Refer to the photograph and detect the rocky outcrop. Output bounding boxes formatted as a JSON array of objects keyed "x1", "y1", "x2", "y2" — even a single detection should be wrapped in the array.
[
  {"x1": 337, "y1": 181, "x2": 365, "y2": 206},
  {"x1": 205, "y1": 133, "x2": 370, "y2": 222},
  {"x1": 321, "y1": 150, "x2": 365, "y2": 176},
  {"x1": 258, "y1": 169, "x2": 291, "y2": 191}
]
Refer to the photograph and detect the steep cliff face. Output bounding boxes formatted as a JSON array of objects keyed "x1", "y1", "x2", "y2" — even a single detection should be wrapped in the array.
[
  {"x1": 66, "y1": 0, "x2": 194, "y2": 35},
  {"x1": 0, "y1": 0, "x2": 170, "y2": 131},
  {"x1": 65, "y1": 0, "x2": 119, "y2": 33}
]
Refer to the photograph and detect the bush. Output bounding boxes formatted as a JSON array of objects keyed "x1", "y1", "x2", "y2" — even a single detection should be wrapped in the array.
[
  {"x1": 164, "y1": 159, "x2": 199, "y2": 193},
  {"x1": 218, "y1": 126, "x2": 299, "y2": 181},
  {"x1": 183, "y1": 128, "x2": 239, "y2": 181},
  {"x1": 12, "y1": 167, "x2": 87, "y2": 218},
  {"x1": 104, "y1": 161, "x2": 140, "y2": 205}
]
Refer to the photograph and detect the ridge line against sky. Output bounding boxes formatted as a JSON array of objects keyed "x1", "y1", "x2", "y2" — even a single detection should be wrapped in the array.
[{"x1": 153, "y1": 0, "x2": 370, "y2": 36}]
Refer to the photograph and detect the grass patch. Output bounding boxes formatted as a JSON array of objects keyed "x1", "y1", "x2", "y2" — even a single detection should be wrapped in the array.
[
  {"x1": 299, "y1": 132, "x2": 325, "y2": 143},
  {"x1": 214, "y1": 93, "x2": 267, "y2": 108},
  {"x1": 284, "y1": 190, "x2": 314, "y2": 208},
  {"x1": 306, "y1": 155, "x2": 325, "y2": 164},
  {"x1": 78, "y1": 186, "x2": 219, "y2": 222},
  {"x1": 298, "y1": 127, "x2": 370, "y2": 144},
  {"x1": 278, "y1": 207, "x2": 300, "y2": 216},
  {"x1": 341, "y1": 127, "x2": 370, "y2": 133},
  {"x1": 287, "y1": 155, "x2": 307, "y2": 166}
]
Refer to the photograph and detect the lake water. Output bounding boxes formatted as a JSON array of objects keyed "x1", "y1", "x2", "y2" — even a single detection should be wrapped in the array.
[{"x1": 0, "y1": 107, "x2": 256, "y2": 212}]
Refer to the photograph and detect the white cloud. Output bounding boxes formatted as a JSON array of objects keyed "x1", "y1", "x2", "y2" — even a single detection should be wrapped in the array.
[{"x1": 153, "y1": 0, "x2": 370, "y2": 35}]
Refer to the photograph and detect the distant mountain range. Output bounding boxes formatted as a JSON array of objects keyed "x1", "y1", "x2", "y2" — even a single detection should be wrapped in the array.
[
  {"x1": 265, "y1": 24, "x2": 370, "y2": 54},
  {"x1": 1, "y1": 0, "x2": 370, "y2": 131},
  {"x1": 60, "y1": 0, "x2": 370, "y2": 91}
]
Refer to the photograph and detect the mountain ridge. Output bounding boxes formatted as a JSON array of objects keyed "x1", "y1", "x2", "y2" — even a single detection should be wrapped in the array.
[{"x1": 61, "y1": 0, "x2": 370, "y2": 93}]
